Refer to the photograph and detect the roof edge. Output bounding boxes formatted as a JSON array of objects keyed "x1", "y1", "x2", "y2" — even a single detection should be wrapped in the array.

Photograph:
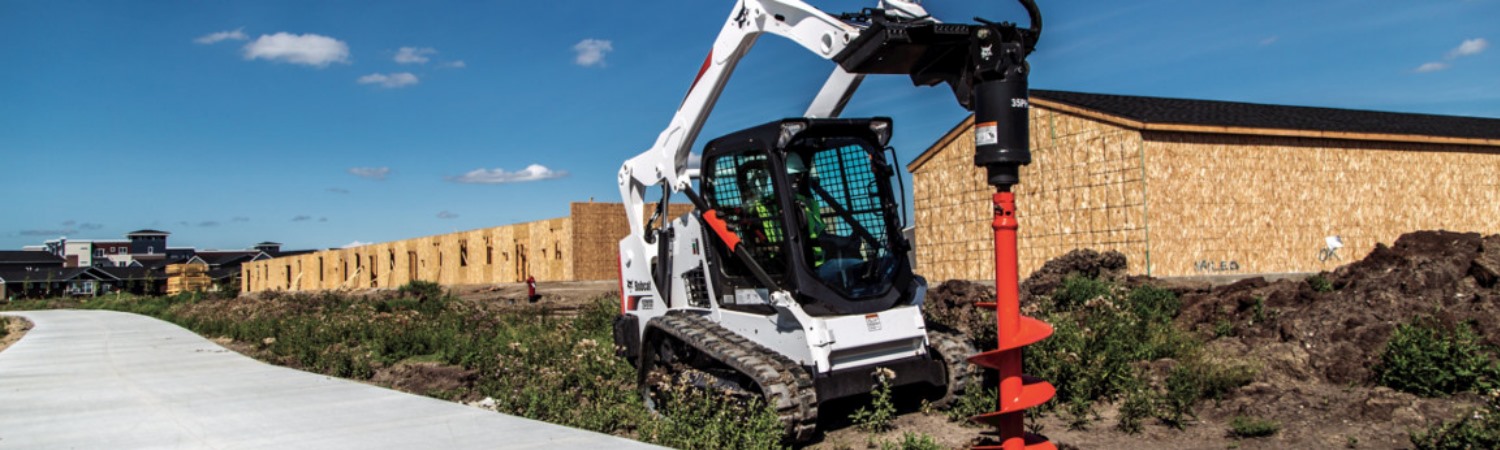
[{"x1": 907, "y1": 115, "x2": 975, "y2": 173}]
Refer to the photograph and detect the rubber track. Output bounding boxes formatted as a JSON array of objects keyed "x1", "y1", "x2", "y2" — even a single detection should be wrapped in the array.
[
  {"x1": 927, "y1": 330, "x2": 979, "y2": 408},
  {"x1": 646, "y1": 312, "x2": 819, "y2": 443}
]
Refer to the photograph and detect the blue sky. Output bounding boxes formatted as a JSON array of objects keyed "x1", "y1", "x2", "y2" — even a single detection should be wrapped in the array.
[{"x1": 2, "y1": 0, "x2": 1496, "y2": 251}]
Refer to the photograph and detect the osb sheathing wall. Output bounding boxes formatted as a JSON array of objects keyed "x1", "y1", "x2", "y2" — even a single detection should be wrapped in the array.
[
  {"x1": 911, "y1": 108, "x2": 1500, "y2": 281},
  {"x1": 1143, "y1": 132, "x2": 1500, "y2": 276},
  {"x1": 911, "y1": 108, "x2": 1149, "y2": 281},
  {"x1": 243, "y1": 202, "x2": 693, "y2": 293}
]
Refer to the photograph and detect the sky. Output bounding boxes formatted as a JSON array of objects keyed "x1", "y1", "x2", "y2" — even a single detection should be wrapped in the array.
[{"x1": 2, "y1": 0, "x2": 1496, "y2": 251}]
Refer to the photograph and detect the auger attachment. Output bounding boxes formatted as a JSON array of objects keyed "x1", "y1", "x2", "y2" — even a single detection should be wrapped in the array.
[{"x1": 958, "y1": 1, "x2": 1054, "y2": 448}]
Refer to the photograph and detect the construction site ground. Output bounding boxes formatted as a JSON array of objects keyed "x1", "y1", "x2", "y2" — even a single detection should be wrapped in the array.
[{"x1": 4, "y1": 230, "x2": 1496, "y2": 448}]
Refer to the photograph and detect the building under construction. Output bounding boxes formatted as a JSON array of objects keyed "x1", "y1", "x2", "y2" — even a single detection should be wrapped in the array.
[
  {"x1": 242, "y1": 202, "x2": 690, "y2": 293},
  {"x1": 908, "y1": 90, "x2": 1500, "y2": 280}
]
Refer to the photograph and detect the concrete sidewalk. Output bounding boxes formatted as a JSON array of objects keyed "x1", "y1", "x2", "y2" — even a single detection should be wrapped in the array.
[{"x1": 0, "y1": 310, "x2": 663, "y2": 449}]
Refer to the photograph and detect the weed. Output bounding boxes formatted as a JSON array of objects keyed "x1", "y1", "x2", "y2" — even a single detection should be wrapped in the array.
[
  {"x1": 1251, "y1": 296, "x2": 1265, "y2": 323},
  {"x1": 1376, "y1": 318, "x2": 1500, "y2": 397},
  {"x1": 1159, "y1": 357, "x2": 1255, "y2": 429},
  {"x1": 1228, "y1": 416, "x2": 1280, "y2": 438},
  {"x1": 1409, "y1": 393, "x2": 1500, "y2": 450},
  {"x1": 0, "y1": 316, "x2": 8, "y2": 339},
  {"x1": 879, "y1": 432, "x2": 942, "y2": 450},
  {"x1": 1346, "y1": 435, "x2": 1359, "y2": 448},
  {"x1": 945, "y1": 387, "x2": 996, "y2": 425},
  {"x1": 1214, "y1": 319, "x2": 1235, "y2": 338},
  {"x1": 1307, "y1": 274, "x2": 1334, "y2": 293},
  {"x1": 637, "y1": 385, "x2": 784, "y2": 450},
  {"x1": 1022, "y1": 279, "x2": 1202, "y2": 429},
  {"x1": 1116, "y1": 381, "x2": 1154, "y2": 434},
  {"x1": 852, "y1": 367, "x2": 898, "y2": 433},
  {"x1": 1051, "y1": 276, "x2": 1111, "y2": 312}
]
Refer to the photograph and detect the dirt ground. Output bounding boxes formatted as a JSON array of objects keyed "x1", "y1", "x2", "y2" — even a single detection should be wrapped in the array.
[
  {"x1": 27, "y1": 231, "x2": 1490, "y2": 449},
  {"x1": 0, "y1": 315, "x2": 31, "y2": 353},
  {"x1": 318, "y1": 233, "x2": 1499, "y2": 449}
]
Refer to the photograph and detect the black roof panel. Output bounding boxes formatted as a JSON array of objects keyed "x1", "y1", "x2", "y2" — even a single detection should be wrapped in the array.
[{"x1": 1032, "y1": 90, "x2": 1500, "y2": 140}]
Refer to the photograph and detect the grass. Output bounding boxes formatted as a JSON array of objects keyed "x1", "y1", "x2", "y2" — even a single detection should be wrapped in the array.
[
  {"x1": 2, "y1": 285, "x2": 786, "y2": 449},
  {"x1": 1227, "y1": 416, "x2": 1280, "y2": 438}
]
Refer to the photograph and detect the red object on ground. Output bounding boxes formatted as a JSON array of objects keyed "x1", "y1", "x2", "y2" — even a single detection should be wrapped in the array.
[
  {"x1": 969, "y1": 191, "x2": 1055, "y2": 450},
  {"x1": 527, "y1": 276, "x2": 537, "y2": 299}
]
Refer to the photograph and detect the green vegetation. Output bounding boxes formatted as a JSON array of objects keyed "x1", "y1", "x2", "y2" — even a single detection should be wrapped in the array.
[
  {"x1": 878, "y1": 432, "x2": 943, "y2": 450},
  {"x1": 1376, "y1": 318, "x2": 1500, "y2": 397},
  {"x1": 851, "y1": 367, "x2": 898, "y2": 433},
  {"x1": 1020, "y1": 276, "x2": 1252, "y2": 431},
  {"x1": 2, "y1": 285, "x2": 785, "y2": 449},
  {"x1": 0, "y1": 315, "x2": 9, "y2": 339},
  {"x1": 1409, "y1": 392, "x2": 1500, "y2": 450},
  {"x1": 1307, "y1": 274, "x2": 1335, "y2": 293},
  {"x1": 1227, "y1": 416, "x2": 1280, "y2": 438}
]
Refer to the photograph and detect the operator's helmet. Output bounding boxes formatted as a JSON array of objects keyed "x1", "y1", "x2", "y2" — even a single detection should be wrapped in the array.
[{"x1": 745, "y1": 166, "x2": 773, "y2": 200}]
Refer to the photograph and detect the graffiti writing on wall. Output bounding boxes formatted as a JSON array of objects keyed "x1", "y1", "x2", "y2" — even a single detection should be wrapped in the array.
[{"x1": 1194, "y1": 260, "x2": 1241, "y2": 272}]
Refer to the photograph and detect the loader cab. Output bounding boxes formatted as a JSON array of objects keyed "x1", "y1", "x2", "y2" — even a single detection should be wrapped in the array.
[{"x1": 700, "y1": 118, "x2": 918, "y2": 316}]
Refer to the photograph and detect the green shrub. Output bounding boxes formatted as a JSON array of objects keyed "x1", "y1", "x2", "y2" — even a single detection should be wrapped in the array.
[
  {"x1": 1307, "y1": 274, "x2": 1334, "y2": 293},
  {"x1": 1051, "y1": 276, "x2": 1112, "y2": 312},
  {"x1": 1228, "y1": 416, "x2": 1280, "y2": 438},
  {"x1": 1376, "y1": 318, "x2": 1500, "y2": 397},
  {"x1": 1019, "y1": 278, "x2": 1202, "y2": 427},
  {"x1": 0, "y1": 315, "x2": 9, "y2": 339},
  {"x1": 397, "y1": 280, "x2": 446, "y2": 301}
]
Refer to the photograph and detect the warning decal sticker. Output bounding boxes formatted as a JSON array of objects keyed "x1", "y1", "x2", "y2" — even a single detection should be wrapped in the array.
[{"x1": 975, "y1": 121, "x2": 998, "y2": 146}]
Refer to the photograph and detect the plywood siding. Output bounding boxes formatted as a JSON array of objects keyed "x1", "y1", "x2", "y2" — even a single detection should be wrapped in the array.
[
  {"x1": 242, "y1": 202, "x2": 693, "y2": 293},
  {"x1": 911, "y1": 107, "x2": 1149, "y2": 281},
  {"x1": 1143, "y1": 132, "x2": 1500, "y2": 276}
]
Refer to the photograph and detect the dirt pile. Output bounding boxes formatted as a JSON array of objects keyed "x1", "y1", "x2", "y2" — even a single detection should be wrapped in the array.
[
  {"x1": 920, "y1": 231, "x2": 1499, "y2": 448},
  {"x1": 1178, "y1": 230, "x2": 1500, "y2": 384},
  {"x1": 922, "y1": 249, "x2": 1128, "y2": 341}
]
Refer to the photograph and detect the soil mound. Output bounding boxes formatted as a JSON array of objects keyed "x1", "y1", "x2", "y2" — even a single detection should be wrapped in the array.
[
  {"x1": 1018, "y1": 249, "x2": 1129, "y2": 301},
  {"x1": 1178, "y1": 230, "x2": 1500, "y2": 384}
]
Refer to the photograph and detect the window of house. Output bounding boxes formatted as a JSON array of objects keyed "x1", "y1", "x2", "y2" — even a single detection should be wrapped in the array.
[{"x1": 459, "y1": 240, "x2": 469, "y2": 267}]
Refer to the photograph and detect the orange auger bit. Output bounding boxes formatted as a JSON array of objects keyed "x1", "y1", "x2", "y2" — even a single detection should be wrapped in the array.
[{"x1": 969, "y1": 192, "x2": 1055, "y2": 450}]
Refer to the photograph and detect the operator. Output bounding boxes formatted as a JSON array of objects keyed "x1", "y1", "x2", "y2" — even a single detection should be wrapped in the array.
[{"x1": 783, "y1": 154, "x2": 864, "y2": 285}]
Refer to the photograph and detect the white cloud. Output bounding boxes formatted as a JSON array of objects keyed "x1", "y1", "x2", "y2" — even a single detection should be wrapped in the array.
[
  {"x1": 195, "y1": 28, "x2": 247, "y2": 45},
  {"x1": 573, "y1": 39, "x2": 613, "y2": 67},
  {"x1": 448, "y1": 164, "x2": 568, "y2": 184},
  {"x1": 242, "y1": 32, "x2": 350, "y2": 67},
  {"x1": 394, "y1": 46, "x2": 436, "y2": 64},
  {"x1": 1447, "y1": 38, "x2": 1489, "y2": 59},
  {"x1": 357, "y1": 72, "x2": 420, "y2": 88},
  {"x1": 348, "y1": 167, "x2": 391, "y2": 180},
  {"x1": 292, "y1": 215, "x2": 312, "y2": 222},
  {"x1": 437, "y1": 211, "x2": 459, "y2": 219},
  {"x1": 1415, "y1": 62, "x2": 1450, "y2": 73},
  {"x1": 341, "y1": 241, "x2": 371, "y2": 248},
  {"x1": 1259, "y1": 36, "x2": 1279, "y2": 46},
  {"x1": 440, "y1": 60, "x2": 467, "y2": 69}
]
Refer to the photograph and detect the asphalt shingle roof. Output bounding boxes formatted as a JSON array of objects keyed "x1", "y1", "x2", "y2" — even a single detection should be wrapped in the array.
[
  {"x1": 0, "y1": 251, "x2": 64, "y2": 265},
  {"x1": 1032, "y1": 90, "x2": 1500, "y2": 140}
]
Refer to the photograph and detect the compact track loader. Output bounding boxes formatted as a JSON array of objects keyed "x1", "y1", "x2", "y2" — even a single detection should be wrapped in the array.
[{"x1": 613, "y1": 1, "x2": 1053, "y2": 447}]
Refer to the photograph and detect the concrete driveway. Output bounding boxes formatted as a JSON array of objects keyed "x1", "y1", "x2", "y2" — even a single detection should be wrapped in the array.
[{"x1": 0, "y1": 310, "x2": 663, "y2": 449}]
